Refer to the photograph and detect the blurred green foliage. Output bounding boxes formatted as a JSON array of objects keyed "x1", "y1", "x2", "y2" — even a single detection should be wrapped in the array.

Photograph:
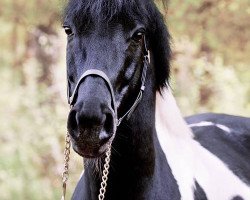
[
  {"x1": 0, "y1": 0, "x2": 249, "y2": 199},
  {"x1": 166, "y1": 0, "x2": 250, "y2": 115}
]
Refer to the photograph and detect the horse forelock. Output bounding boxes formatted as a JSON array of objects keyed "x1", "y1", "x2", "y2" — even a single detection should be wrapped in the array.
[
  {"x1": 63, "y1": 0, "x2": 171, "y2": 92},
  {"x1": 63, "y1": 0, "x2": 151, "y2": 25}
]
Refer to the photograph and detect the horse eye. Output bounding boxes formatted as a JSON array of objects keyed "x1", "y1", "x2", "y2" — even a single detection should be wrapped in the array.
[
  {"x1": 132, "y1": 31, "x2": 144, "y2": 42},
  {"x1": 63, "y1": 26, "x2": 73, "y2": 36}
]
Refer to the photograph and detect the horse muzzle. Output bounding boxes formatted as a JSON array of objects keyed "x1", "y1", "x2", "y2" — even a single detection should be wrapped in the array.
[
  {"x1": 67, "y1": 70, "x2": 117, "y2": 158},
  {"x1": 67, "y1": 98, "x2": 115, "y2": 157}
]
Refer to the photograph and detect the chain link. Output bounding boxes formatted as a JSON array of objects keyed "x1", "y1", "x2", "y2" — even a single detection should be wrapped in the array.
[
  {"x1": 98, "y1": 146, "x2": 112, "y2": 200},
  {"x1": 61, "y1": 131, "x2": 71, "y2": 200}
]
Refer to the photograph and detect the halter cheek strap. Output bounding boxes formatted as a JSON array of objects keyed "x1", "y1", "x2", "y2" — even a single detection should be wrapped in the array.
[{"x1": 116, "y1": 52, "x2": 149, "y2": 125}]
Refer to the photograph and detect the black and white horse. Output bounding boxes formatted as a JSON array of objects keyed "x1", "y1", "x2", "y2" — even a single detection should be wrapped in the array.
[{"x1": 62, "y1": 0, "x2": 250, "y2": 199}]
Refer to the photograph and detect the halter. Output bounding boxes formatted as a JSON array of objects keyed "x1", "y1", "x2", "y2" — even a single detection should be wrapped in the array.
[
  {"x1": 67, "y1": 36, "x2": 150, "y2": 125},
  {"x1": 62, "y1": 36, "x2": 150, "y2": 200}
]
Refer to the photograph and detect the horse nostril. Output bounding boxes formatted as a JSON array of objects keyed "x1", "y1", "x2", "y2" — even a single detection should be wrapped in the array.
[
  {"x1": 98, "y1": 112, "x2": 114, "y2": 145},
  {"x1": 67, "y1": 109, "x2": 80, "y2": 139},
  {"x1": 68, "y1": 110, "x2": 77, "y2": 129},
  {"x1": 67, "y1": 102, "x2": 115, "y2": 145},
  {"x1": 104, "y1": 112, "x2": 114, "y2": 134}
]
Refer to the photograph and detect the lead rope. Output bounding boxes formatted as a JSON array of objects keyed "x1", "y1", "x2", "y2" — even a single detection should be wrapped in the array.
[
  {"x1": 61, "y1": 131, "x2": 71, "y2": 200},
  {"x1": 98, "y1": 146, "x2": 112, "y2": 200}
]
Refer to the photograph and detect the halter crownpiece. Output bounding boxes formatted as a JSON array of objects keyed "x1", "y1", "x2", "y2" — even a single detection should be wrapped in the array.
[{"x1": 62, "y1": 35, "x2": 150, "y2": 200}]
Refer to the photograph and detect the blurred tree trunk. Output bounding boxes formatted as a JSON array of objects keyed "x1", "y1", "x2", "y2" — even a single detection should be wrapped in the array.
[{"x1": 11, "y1": 0, "x2": 27, "y2": 85}]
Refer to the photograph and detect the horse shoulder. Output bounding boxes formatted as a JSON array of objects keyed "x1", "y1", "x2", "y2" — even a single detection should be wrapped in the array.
[{"x1": 185, "y1": 113, "x2": 250, "y2": 186}]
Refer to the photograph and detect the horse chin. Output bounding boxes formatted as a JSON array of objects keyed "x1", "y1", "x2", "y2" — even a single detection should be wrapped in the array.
[{"x1": 71, "y1": 135, "x2": 113, "y2": 158}]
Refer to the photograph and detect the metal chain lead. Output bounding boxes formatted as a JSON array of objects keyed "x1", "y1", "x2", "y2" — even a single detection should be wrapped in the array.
[
  {"x1": 61, "y1": 131, "x2": 71, "y2": 200},
  {"x1": 98, "y1": 146, "x2": 112, "y2": 200}
]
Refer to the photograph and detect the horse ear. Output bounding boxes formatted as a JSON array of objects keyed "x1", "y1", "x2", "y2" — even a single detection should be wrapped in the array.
[{"x1": 149, "y1": 8, "x2": 171, "y2": 91}]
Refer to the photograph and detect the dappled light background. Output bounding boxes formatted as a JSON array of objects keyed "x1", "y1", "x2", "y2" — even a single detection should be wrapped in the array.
[{"x1": 0, "y1": 0, "x2": 249, "y2": 199}]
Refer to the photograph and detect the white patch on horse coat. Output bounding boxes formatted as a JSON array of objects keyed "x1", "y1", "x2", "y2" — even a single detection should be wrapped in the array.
[
  {"x1": 188, "y1": 121, "x2": 231, "y2": 133},
  {"x1": 155, "y1": 89, "x2": 195, "y2": 200},
  {"x1": 155, "y1": 88, "x2": 250, "y2": 200}
]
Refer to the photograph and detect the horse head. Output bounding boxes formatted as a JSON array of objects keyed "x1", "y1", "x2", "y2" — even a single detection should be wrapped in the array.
[{"x1": 63, "y1": 0, "x2": 171, "y2": 158}]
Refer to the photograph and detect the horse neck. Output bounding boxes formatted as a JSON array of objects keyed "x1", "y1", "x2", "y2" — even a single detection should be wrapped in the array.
[
  {"x1": 80, "y1": 69, "x2": 158, "y2": 198},
  {"x1": 81, "y1": 78, "x2": 193, "y2": 199},
  {"x1": 113, "y1": 77, "x2": 157, "y2": 175},
  {"x1": 103, "y1": 86, "x2": 189, "y2": 199}
]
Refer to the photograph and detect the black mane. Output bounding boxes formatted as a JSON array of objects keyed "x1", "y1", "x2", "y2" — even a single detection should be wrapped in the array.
[{"x1": 63, "y1": 0, "x2": 171, "y2": 91}]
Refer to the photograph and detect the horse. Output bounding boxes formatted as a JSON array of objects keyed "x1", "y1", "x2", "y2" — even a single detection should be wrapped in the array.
[{"x1": 62, "y1": 0, "x2": 250, "y2": 199}]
